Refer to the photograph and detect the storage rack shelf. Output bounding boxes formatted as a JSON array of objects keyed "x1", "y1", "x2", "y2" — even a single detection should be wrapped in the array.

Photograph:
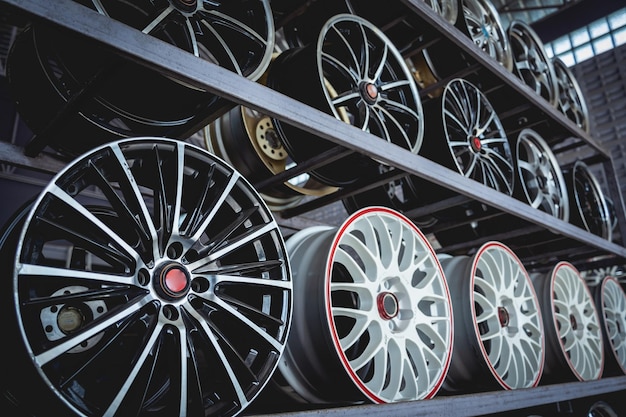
[{"x1": 0, "y1": 0, "x2": 625, "y2": 416}]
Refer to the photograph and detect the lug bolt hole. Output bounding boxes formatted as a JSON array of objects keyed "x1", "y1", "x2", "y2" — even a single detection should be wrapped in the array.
[
  {"x1": 167, "y1": 242, "x2": 183, "y2": 259},
  {"x1": 163, "y1": 305, "x2": 180, "y2": 321}
]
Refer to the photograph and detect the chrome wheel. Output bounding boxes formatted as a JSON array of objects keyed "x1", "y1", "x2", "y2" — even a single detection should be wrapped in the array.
[
  {"x1": 441, "y1": 78, "x2": 514, "y2": 194},
  {"x1": 567, "y1": 161, "x2": 612, "y2": 240},
  {"x1": 425, "y1": 0, "x2": 459, "y2": 25},
  {"x1": 459, "y1": 0, "x2": 513, "y2": 70},
  {"x1": 533, "y1": 262, "x2": 603, "y2": 382},
  {"x1": 441, "y1": 242, "x2": 544, "y2": 391},
  {"x1": 516, "y1": 129, "x2": 569, "y2": 220},
  {"x1": 268, "y1": 14, "x2": 424, "y2": 186},
  {"x1": 508, "y1": 20, "x2": 558, "y2": 106},
  {"x1": 278, "y1": 207, "x2": 453, "y2": 403},
  {"x1": 7, "y1": 0, "x2": 274, "y2": 156},
  {"x1": 553, "y1": 57, "x2": 590, "y2": 132},
  {"x1": 4, "y1": 138, "x2": 291, "y2": 417},
  {"x1": 594, "y1": 276, "x2": 626, "y2": 375}
]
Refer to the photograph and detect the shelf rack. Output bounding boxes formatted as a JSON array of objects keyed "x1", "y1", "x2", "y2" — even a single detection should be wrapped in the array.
[{"x1": 0, "y1": 0, "x2": 625, "y2": 415}]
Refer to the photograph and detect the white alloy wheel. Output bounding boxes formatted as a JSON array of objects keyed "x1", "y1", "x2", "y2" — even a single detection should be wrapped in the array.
[
  {"x1": 278, "y1": 207, "x2": 454, "y2": 404},
  {"x1": 441, "y1": 242, "x2": 544, "y2": 391},
  {"x1": 533, "y1": 262, "x2": 604, "y2": 382},
  {"x1": 594, "y1": 276, "x2": 626, "y2": 375}
]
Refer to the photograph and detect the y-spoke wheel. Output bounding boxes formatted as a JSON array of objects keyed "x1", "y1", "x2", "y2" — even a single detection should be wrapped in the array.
[
  {"x1": 553, "y1": 57, "x2": 590, "y2": 133},
  {"x1": 441, "y1": 242, "x2": 544, "y2": 391},
  {"x1": 516, "y1": 129, "x2": 569, "y2": 220},
  {"x1": 2, "y1": 138, "x2": 291, "y2": 417},
  {"x1": 566, "y1": 161, "x2": 612, "y2": 240},
  {"x1": 533, "y1": 262, "x2": 603, "y2": 382},
  {"x1": 458, "y1": 0, "x2": 513, "y2": 70},
  {"x1": 593, "y1": 276, "x2": 626, "y2": 375},
  {"x1": 7, "y1": 0, "x2": 274, "y2": 156},
  {"x1": 508, "y1": 20, "x2": 558, "y2": 106},
  {"x1": 268, "y1": 14, "x2": 424, "y2": 186},
  {"x1": 277, "y1": 207, "x2": 453, "y2": 404}
]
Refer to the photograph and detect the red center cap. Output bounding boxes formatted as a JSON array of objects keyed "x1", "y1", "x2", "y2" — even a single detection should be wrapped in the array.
[
  {"x1": 472, "y1": 137, "x2": 482, "y2": 151},
  {"x1": 164, "y1": 267, "x2": 188, "y2": 293},
  {"x1": 498, "y1": 306, "x2": 509, "y2": 327},
  {"x1": 365, "y1": 83, "x2": 378, "y2": 100}
]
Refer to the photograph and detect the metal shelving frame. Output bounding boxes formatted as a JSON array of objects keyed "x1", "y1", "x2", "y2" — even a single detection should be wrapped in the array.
[{"x1": 0, "y1": 0, "x2": 625, "y2": 415}]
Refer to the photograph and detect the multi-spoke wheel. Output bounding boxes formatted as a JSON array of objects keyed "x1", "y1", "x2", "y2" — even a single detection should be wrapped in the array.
[
  {"x1": 508, "y1": 20, "x2": 558, "y2": 106},
  {"x1": 419, "y1": 78, "x2": 514, "y2": 195},
  {"x1": 7, "y1": 0, "x2": 274, "y2": 156},
  {"x1": 553, "y1": 57, "x2": 590, "y2": 133},
  {"x1": 593, "y1": 276, "x2": 626, "y2": 376},
  {"x1": 565, "y1": 160, "x2": 612, "y2": 240},
  {"x1": 515, "y1": 129, "x2": 569, "y2": 220},
  {"x1": 457, "y1": 0, "x2": 513, "y2": 70},
  {"x1": 532, "y1": 262, "x2": 603, "y2": 382},
  {"x1": 440, "y1": 242, "x2": 544, "y2": 392},
  {"x1": 276, "y1": 207, "x2": 453, "y2": 404},
  {"x1": 0, "y1": 138, "x2": 292, "y2": 417},
  {"x1": 268, "y1": 14, "x2": 424, "y2": 187},
  {"x1": 588, "y1": 401, "x2": 619, "y2": 417},
  {"x1": 424, "y1": 0, "x2": 459, "y2": 25}
]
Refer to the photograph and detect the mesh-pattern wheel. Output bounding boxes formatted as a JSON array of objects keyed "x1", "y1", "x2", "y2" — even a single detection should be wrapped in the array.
[
  {"x1": 7, "y1": 0, "x2": 274, "y2": 156},
  {"x1": 565, "y1": 161, "x2": 612, "y2": 240},
  {"x1": 1, "y1": 138, "x2": 291, "y2": 417},
  {"x1": 277, "y1": 207, "x2": 453, "y2": 404},
  {"x1": 515, "y1": 128, "x2": 569, "y2": 221},
  {"x1": 532, "y1": 262, "x2": 603, "y2": 382},
  {"x1": 458, "y1": 0, "x2": 513, "y2": 70},
  {"x1": 420, "y1": 78, "x2": 514, "y2": 195},
  {"x1": 508, "y1": 20, "x2": 558, "y2": 106},
  {"x1": 440, "y1": 242, "x2": 544, "y2": 392},
  {"x1": 593, "y1": 276, "x2": 626, "y2": 375},
  {"x1": 268, "y1": 14, "x2": 424, "y2": 187},
  {"x1": 553, "y1": 57, "x2": 590, "y2": 133}
]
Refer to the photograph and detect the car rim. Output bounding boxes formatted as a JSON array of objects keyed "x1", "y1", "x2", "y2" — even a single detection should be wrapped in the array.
[
  {"x1": 442, "y1": 78, "x2": 514, "y2": 195},
  {"x1": 516, "y1": 128, "x2": 569, "y2": 221},
  {"x1": 596, "y1": 276, "x2": 626, "y2": 374},
  {"x1": 569, "y1": 161, "x2": 612, "y2": 240},
  {"x1": 588, "y1": 401, "x2": 619, "y2": 417},
  {"x1": 534, "y1": 262, "x2": 603, "y2": 381},
  {"x1": 441, "y1": 242, "x2": 544, "y2": 390},
  {"x1": 268, "y1": 14, "x2": 424, "y2": 186},
  {"x1": 460, "y1": 0, "x2": 513, "y2": 71},
  {"x1": 508, "y1": 20, "x2": 558, "y2": 106},
  {"x1": 8, "y1": 138, "x2": 292, "y2": 416},
  {"x1": 553, "y1": 57, "x2": 590, "y2": 133},
  {"x1": 425, "y1": 0, "x2": 459, "y2": 25},
  {"x1": 279, "y1": 207, "x2": 453, "y2": 403},
  {"x1": 7, "y1": 0, "x2": 274, "y2": 154}
]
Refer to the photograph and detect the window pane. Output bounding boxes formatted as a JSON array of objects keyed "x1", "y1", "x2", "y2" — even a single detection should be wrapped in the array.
[
  {"x1": 608, "y1": 9, "x2": 626, "y2": 30},
  {"x1": 574, "y1": 44, "x2": 594, "y2": 62},
  {"x1": 571, "y1": 28, "x2": 590, "y2": 46},
  {"x1": 544, "y1": 43, "x2": 554, "y2": 57},
  {"x1": 589, "y1": 20, "x2": 609, "y2": 38},
  {"x1": 552, "y1": 37, "x2": 571, "y2": 55},
  {"x1": 615, "y1": 26, "x2": 626, "y2": 46},
  {"x1": 558, "y1": 52, "x2": 575, "y2": 66},
  {"x1": 593, "y1": 34, "x2": 613, "y2": 54}
]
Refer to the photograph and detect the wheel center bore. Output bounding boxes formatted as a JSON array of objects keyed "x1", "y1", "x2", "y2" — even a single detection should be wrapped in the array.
[
  {"x1": 471, "y1": 137, "x2": 482, "y2": 152},
  {"x1": 570, "y1": 313, "x2": 578, "y2": 331},
  {"x1": 377, "y1": 292, "x2": 399, "y2": 320},
  {"x1": 361, "y1": 82, "x2": 379, "y2": 104},
  {"x1": 536, "y1": 174, "x2": 547, "y2": 191},
  {"x1": 57, "y1": 306, "x2": 85, "y2": 334},
  {"x1": 157, "y1": 263, "x2": 191, "y2": 299},
  {"x1": 498, "y1": 306, "x2": 510, "y2": 327},
  {"x1": 172, "y1": 0, "x2": 196, "y2": 12}
]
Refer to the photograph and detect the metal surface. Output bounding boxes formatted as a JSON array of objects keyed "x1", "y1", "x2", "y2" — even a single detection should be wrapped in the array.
[
  {"x1": 440, "y1": 242, "x2": 544, "y2": 391},
  {"x1": 3, "y1": 138, "x2": 292, "y2": 417},
  {"x1": 278, "y1": 207, "x2": 453, "y2": 404},
  {"x1": 594, "y1": 276, "x2": 626, "y2": 376},
  {"x1": 553, "y1": 57, "x2": 590, "y2": 133}
]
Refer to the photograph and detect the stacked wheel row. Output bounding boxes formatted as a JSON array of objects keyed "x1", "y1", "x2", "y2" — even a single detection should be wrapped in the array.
[
  {"x1": 1, "y1": 137, "x2": 624, "y2": 416},
  {"x1": 5, "y1": 0, "x2": 610, "y2": 247}
]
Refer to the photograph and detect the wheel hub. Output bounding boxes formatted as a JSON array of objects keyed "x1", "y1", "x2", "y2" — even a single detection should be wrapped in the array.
[
  {"x1": 361, "y1": 81, "x2": 379, "y2": 104},
  {"x1": 471, "y1": 136, "x2": 482, "y2": 152},
  {"x1": 57, "y1": 306, "x2": 85, "y2": 334},
  {"x1": 157, "y1": 263, "x2": 191, "y2": 300},
  {"x1": 570, "y1": 313, "x2": 578, "y2": 331},
  {"x1": 172, "y1": 0, "x2": 197, "y2": 12},
  {"x1": 377, "y1": 291, "x2": 399, "y2": 320},
  {"x1": 256, "y1": 116, "x2": 287, "y2": 161},
  {"x1": 497, "y1": 306, "x2": 510, "y2": 327}
]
